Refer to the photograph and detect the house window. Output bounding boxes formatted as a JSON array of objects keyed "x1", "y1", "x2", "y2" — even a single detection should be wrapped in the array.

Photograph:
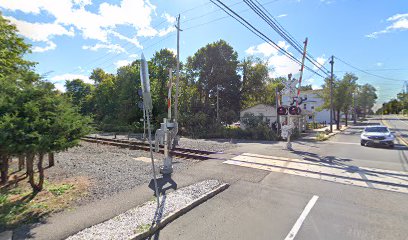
[
  {"x1": 303, "y1": 104, "x2": 307, "y2": 110},
  {"x1": 311, "y1": 106, "x2": 314, "y2": 110}
]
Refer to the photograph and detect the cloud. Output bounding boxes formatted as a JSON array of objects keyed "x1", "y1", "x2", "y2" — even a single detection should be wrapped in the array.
[
  {"x1": 115, "y1": 59, "x2": 131, "y2": 68},
  {"x1": 276, "y1": 14, "x2": 287, "y2": 18},
  {"x1": 82, "y1": 43, "x2": 126, "y2": 53},
  {"x1": 109, "y1": 31, "x2": 142, "y2": 48},
  {"x1": 0, "y1": 0, "x2": 174, "y2": 53},
  {"x1": 366, "y1": 13, "x2": 408, "y2": 38},
  {"x1": 162, "y1": 13, "x2": 176, "y2": 24},
  {"x1": 376, "y1": 62, "x2": 383, "y2": 67},
  {"x1": 246, "y1": 41, "x2": 298, "y2": 78},
  {"x1": 128, "y1": 54, "x2": 139, "y2": 59},
  {"x1": 313, "y1": 55, "x2": 327, "y2": 70},
  {"x1": 50, "y1": 74, "x2": 92, "y2": 84},
  {"x1": 4, "y1": 16, "x2": 74, "y2": 52}
]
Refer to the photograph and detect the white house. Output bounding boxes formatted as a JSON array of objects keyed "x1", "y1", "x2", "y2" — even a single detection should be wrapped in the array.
[
  {"x1": 240, "y1": 104, "x2": 277, "y2": 129},
  {"x1": 282, "y1": 89, "x2": 331, "y2": 123}
]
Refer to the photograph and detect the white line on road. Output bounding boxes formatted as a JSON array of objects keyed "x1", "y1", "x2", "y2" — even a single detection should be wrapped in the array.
[
  {"x1": 284, "y1": 195, "x2": 319, "y2": 240},
  {"x1": 396, "y1": 116, "x2": 408, "y2": 126}
]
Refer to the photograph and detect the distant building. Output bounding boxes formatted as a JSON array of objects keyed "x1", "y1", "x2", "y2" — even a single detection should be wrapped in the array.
[
  {"x1": 240, "y1": 104, "x2": 277, "y2": 129},
  {"x1": 282, "y1": 89, "x2": 330, "y2": 123}
]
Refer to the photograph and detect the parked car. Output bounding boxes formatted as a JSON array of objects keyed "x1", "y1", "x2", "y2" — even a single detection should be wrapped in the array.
[{"x1": 360, "y1": 125, "x2": 395, "y2": 148}]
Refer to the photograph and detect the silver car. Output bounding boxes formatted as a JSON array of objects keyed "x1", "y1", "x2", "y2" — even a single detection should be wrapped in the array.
[{"x1": 360, "y1": 125, "x2": 395, "y2": 148}]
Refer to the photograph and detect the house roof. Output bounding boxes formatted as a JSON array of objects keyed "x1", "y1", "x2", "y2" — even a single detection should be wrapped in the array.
[{"x1": 240, "y1": 104, "x2": 275, "y2": 112}]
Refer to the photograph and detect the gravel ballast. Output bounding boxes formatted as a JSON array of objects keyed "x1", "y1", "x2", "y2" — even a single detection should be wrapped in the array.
[
  {"x1": 66, "y1": 180, "x2": 225, "y2": 240},
  {"x1": 92, "y1": 133, "x2": 237, "y2": 153},
  {"x1": 46, "y1": 141, "x2": 197, "y2": 204}
]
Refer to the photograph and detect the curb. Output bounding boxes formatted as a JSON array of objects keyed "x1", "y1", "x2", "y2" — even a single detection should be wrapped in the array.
[
  {"x1": 129, "y1": 183, "x2": 230, "y2": 240},
  {"x1": 305, "y1": 126, "x2": 349, "y2": 141}
]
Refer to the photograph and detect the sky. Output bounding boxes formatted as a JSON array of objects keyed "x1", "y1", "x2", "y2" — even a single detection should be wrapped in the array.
[{"x1": 0, "y1": 0, "x2": 407, "y2": 109}]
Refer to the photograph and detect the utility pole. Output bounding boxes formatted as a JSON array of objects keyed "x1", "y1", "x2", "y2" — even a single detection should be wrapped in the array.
[
  {"x1": 353, "y1": 91, "x2": 357, "y2": 124},
  {"x1": 174, "y1": 14, "x2": 182, "y2": 122},
  {"x1": 216, "y1": 84, "x2": 219, "y2": 123},
  {"x1": 329, "y1": 56, "x2": 334, "y2": 133},
  {"x1": 296, "y1": 38, "x2": 308, "y2": 107},
  {"x1": 275, "y1": 86, "x2": 280, "y2": 135}
]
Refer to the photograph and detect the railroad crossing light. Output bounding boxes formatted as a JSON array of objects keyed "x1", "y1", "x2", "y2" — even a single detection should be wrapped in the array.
[
  {"x1": 277, "y1": 106, "x2": 288, "y2": 115},
  {"x1": 289, "y1": 106, "x2": 301, "y2": 115}
]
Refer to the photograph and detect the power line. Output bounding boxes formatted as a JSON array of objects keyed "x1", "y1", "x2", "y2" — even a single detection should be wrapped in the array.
[
  {"x1": 245, "y1": 0, "x2": 330, "y2": 75},
  {"x1": 334, "y1": 56, "x2": 407, "y2": 82},
  {"x1": 210, "y1": 0, "x2": 325, "y2": 78}
]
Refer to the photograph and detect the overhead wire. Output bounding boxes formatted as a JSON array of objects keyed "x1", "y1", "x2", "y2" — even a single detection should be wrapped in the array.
[
  {"x1": 244, "y1": 0, "x2": 330, "y2": 76},
  {"x1": 334, "y1": 56, "x2": 407, "y2": 82},
  {"x1": 210, "y1": 0, "x2": 325, "y2": 78}
]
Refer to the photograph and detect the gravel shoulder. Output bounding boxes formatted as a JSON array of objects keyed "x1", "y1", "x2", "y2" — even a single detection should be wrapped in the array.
[
  {"x1": 66, "y1": 180, "x2": 225, "y2": 240},
  {"x1": 46, "y1": 141, "x2": 197, "y2": 205}
]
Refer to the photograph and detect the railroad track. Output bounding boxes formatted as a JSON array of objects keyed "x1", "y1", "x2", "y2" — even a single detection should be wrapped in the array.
[{"x1": 81, "y1": 136, "x2": 218, "y2": 160}]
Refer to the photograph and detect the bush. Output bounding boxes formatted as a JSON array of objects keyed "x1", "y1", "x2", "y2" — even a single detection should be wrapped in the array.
[{"x1": 316, "y1": 132, "x2": 329, "y2": 141}]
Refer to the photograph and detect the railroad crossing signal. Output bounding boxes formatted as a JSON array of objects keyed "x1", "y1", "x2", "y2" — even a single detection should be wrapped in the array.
[
  {"x1": 277, "y1": 106, "x2": 288, "y2": 115},
  {"x1": 289, "y1": 106, "x2": 301, "y2": 115}
]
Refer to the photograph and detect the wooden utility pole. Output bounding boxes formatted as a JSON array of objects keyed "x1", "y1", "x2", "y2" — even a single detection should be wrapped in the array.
[
  {"x1": 174, "y1": 14, "x2": 182, "y2": 122},
  {"x1": 296, "y1": 38, "x2": 308, "y2": 107},
  {"x1": 216, "y1": 84, "x2": 219, "y2": 123},
  {"x1": 275, "y1": 86, "x2": 280, "y2": 134},
  {"x1": 353, "y1": 91, "x2": 357, "y2": 124},
  {"x1": 329, "y1": 56, "x2": 334, "y2": 133}
]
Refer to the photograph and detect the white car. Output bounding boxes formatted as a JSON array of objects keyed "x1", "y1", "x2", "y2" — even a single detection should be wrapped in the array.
[{"x1": 360, "y1": 125, "x2": 395, "y2": 148}]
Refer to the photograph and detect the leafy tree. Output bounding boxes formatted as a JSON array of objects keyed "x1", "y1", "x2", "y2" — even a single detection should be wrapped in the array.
[
  {"x1": 187, "y1": 40, "x2": 241, "y2": 123},
  {"x1": 0, "y1": 13, "x2": 35, "y2": 78},
  {"x1": 356, "y1": 84, "x2": 377, "y2": 118},
  {"x1": 240, "y1": 57, "x2": 269, "y2": 109},
  {"x1": 0, "y1": 76, "x2": 92, "y2": 190},
  {"x1": 339, "y1": 73, "x2": 358, "y2": 126},
  {"x1": 150, "y1": 49, "x2": 177, "y2": 119},
  {"x1": 299, "y1": 84, "x2": 313, "y2": 91},
  {"x1": 115, "y1": 62, "x2": 143, "y2": 126},
  {"x1": 65, "y1": 79, "x2": 94, "y2": 115}
]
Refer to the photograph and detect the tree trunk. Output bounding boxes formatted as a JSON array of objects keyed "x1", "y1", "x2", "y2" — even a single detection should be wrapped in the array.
[
  {"x1": 26, "y1": 153, "x2": 36, "y2": 190},
  {"x1": 36, "y1": 153, "x2": 44, "y2": 192},
  {"x1": 18, "y1": 155, "x2": 25, "y2": 171},
  {"x1": 48, "y1": 152, "x2": 54, "y2": 167},
  {"x1": 1, "y1": 155, "x2": 9, "y2": 184},
  {"x1": 345, "y1": 111, "x2": 348, "y2": 127},
  {"x1": 336, "y1": 110, "x2": 341, "y2": 130}
]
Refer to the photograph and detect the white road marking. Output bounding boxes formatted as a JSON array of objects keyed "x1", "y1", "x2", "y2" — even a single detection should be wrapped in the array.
[
  {"x1": 326, "y1": 141, "x2": 360, "y2": 145},
  {"x1": 224, "y1": 153, "x2": 408, "y2": 194},
  {"x1": 396, "y1": 116, "x2": 408, "y2": 126},
  {"x1": 284, "y1": 195, "x2": 319, "y2": 240}
]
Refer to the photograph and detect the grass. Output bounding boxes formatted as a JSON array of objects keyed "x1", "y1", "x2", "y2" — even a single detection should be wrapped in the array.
[
  {"x1": 135, "y1": 223, "x2": 151, "y2": 233},
  {"x1": 316, "y1": 132, "x2": 329, "y2": 141},
  {"x1": 0, "y1": 176, "x2": 89, "y2": 232}
]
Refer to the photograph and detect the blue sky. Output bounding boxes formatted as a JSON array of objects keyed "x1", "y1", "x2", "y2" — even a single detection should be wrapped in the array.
[{"x1": 1, "y1": 0, "x2": 407, "y2": 109}]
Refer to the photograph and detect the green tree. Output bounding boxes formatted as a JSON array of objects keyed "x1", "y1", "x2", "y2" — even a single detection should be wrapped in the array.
[
  {"x1": 0, "y1": 76, "x2": 92, "y2": 189},
  {"x1": 356, "y1": 84, "x2": 377, "y2": 118},
  {"x1": 240, "y1": 57, "x2": 269, "y2": 109},
  {"x1": 0, "y1": 13, "x2": 35, "y2": 78},
  {"x1": 65, "y1": 79, "x2": 94, "y2": 115},
  {"x1": 339, "y1": 73, "x2": 358, "y2": 126},
  {"x1": 187, "y1": 40, "x2": 241, "y2": 124}
]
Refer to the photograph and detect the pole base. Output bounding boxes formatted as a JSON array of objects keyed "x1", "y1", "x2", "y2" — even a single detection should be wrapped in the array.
[{"x1": 160, "y1": 165, "x2": 173, "y2": 175}]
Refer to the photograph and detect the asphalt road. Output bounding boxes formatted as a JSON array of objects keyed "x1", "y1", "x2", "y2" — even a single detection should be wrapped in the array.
[
  {"x1": 18, "y1": 116, "x2": 408, "y2": 240},
  {"x1": 156, "y1": 116, "x2": 408, "y2": 240}
]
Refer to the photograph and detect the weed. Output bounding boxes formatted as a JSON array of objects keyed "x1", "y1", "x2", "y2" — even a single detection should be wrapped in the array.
[
  {"x1": 135, "y1": 223, "x2": 151, "y2": 233},
  {"x1": 316, "y1": 132, "x2": 329, "y2": 141},
  {"x1": 48, "y1": 184, "x2": 74, "y2": 196}
]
